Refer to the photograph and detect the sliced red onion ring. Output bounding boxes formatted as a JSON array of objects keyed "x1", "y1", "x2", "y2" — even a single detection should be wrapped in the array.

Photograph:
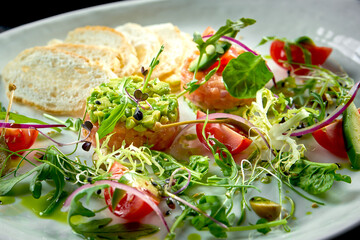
[
  {"x1": 62, "y1": 180, "x2": 169, "y2": 232},
  {"x1": 170, "y1": 112, "x2": 271, "y2": 154},
  {"x1": 35, "y1": 127, "x2": 91, "y2": 147},
  {"x1": 0, "y1": 122, "x2": 65, "y2": 129},
  {"x1": 289, "y1": 81, "x2": 360, "y2": 136},
  {"x1": 169, "y1": 168, "x2": 192, "y2": 195}
]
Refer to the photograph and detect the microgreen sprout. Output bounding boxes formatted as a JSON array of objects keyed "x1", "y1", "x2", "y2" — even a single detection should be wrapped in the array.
[
  {"x1": 142, "y1": 45, "x2": 164, "y2": 92},
  {"x1": 35, "y1": 120, "x2": 93, "y2": 151},
  {"x1": 124, "y1": 46, "x2": 164, "y2": 121}
]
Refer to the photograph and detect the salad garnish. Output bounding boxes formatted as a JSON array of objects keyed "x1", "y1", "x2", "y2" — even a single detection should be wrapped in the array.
[{"x1": 1, "y1": 17, "x2": 359, "y2": 240}]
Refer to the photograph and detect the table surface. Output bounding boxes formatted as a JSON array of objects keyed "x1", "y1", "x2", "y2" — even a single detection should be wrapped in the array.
[{"x1": 0, "y1": 1, "x2": 359, "y2": 239}]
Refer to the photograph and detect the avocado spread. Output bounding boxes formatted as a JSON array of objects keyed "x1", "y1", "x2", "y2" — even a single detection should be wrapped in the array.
[{"x1": 86, "y1": 76, "x2": 179, "y2": 132}]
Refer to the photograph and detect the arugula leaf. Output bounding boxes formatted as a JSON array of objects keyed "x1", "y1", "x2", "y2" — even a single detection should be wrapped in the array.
[
  {"x1": 67, "y1": 184, "x2": 159, "y2": 240},
  {"x1": 288, "y1": 159, "x2": 351, "y2": 195},
  {"x1": 205, "y1": 137, "x2": 238, "y2": 179},
  {"x1": 0, "y1": 165, "x2": 42, "y2": 195},
  {"x1": 222, "y1": 52, "x2": 274, "y2": 99},
  {"x1": 31, "y1": 149, "x2": 67, "y2": 215},
  {"x1": 0, "y1": 147, "x2": 91, "y2": 215},
  {"x1": 151, "y1": 151, "x2": 209, "y2": 180},
  {"x1": 75, "y1": 219, "x2": 159, "y2": 240},
  {"x1": 191, "y1": 195, "x2": 231, "y2": 238},
  {"x1": 0, "y1": 148, "x2": 66, "y2": 215},
  {"x1": 188, "y1": 155, "x2": 209, "y2": 177},
  {"x1": 97, "y1": 99, "x2": 128, "y2": 140},
  {"x1": 97, "y1": 78, "x2": 131, "y2": 140},
  {"x1": 310, "y1": 92, "x2": 326, "y2": 121}
]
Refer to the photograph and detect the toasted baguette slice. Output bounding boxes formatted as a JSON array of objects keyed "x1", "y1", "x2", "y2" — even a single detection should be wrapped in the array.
[
  {"x1": 144, "y1": 23, "x2": 184, "y2": 79},
  {"x1": 2, "y1": 46, "x2": 117, "y2": 116},
  {"x1": 64, "y1": 26, "x2": 139, "y2": 75},
  {"x1": 47, "y1": 43, "x2": 131, "y2": 77},
  {"x1": 115, "y1": 23, "x2": 162, "y2": 72},
  {"x1": 145, "y1": 23, "x2": 197, "y2": 90}
]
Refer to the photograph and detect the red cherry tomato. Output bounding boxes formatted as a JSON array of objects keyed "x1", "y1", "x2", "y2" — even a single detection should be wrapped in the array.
[
  {"x1": 312, "y1": 109, "x2": 360, "y2": 159},
  {"x1": 1, "y1": 128, "x2": 38, "y2": 153},
  {"x1": 103, "y1": 162, "x2": 160, "y2": 221},
  {"x1": 312, "y1": 119, "x2": 348, "y2": 159},
  {"x1": 270, "y1": 39, "x2": 332, "y2": 75},
  {"x1": 196, "y1": 111, "x2": 252, "y2": 154},
  {"x1": 206, "y1": 47, "x2": 239, "y2": 74}
]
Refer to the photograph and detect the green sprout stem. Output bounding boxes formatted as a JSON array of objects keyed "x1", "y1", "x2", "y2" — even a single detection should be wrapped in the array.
[{"x1": 142, "y1": 45, "x2": 164, "y2": 92}]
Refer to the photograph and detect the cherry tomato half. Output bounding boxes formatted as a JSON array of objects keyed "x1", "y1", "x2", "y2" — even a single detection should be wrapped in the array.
[
  {"x1": 103, "y1": 161, "x2": 160, "y2": 221},
  {"x1": 312, "y1": 109, "x2": 360, "y2": 159},
  {"x1": 270, "y1": 39, "x2": 332, "y2": 75},
  {"x1": 1, "y1": 128, "x2": 38, "y2": 153},
  {"x1": 206, "y1": 47, "x2": 240, "y2": 74},
  {"x1": 195, "y1": 111, "x2": 252, "y2": 155},
  {"x1": 312, "y1": 119, "x2": 348, "y2": 159}
]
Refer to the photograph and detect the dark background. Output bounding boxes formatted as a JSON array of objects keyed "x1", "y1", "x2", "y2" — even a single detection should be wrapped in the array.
[
  {"x1": 0, "y1": 1, "x2": 119, "y2": 30},
  {"x1": 0, "y1": 1, "x2": 359, "y2": 239}
]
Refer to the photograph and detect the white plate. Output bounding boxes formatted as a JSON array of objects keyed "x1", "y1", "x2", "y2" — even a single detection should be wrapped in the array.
[{"x1": 1, "y1": 0, "x2": 360, "y2": 239}]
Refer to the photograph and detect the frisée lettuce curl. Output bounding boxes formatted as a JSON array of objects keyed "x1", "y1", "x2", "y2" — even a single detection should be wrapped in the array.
[{"x1": 245, "y1": 88, "x2": 317, "y2": 171}]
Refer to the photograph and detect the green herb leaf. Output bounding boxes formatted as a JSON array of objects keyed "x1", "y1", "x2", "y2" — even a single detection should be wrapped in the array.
[
  {"x1": 310, "y1": 92, "x2": 326, "y2": 121},
  {"x1": 288, "y1": 159, "x2": 351, "y2": 195},
  {"x1": 0, "y1": 147, "x2": 85, "y2": 215},
  {"x1": 67, "y1": 184, "x2": 159, "y2": 240},
  {"x1": 189, "y1": 155, "x2": 209, "y2": 177},
  {"x1": 0, "y1": 166, "x2": 41, "y2": 195},
  {"x1": 256, "y1": 218, "x2": 272, "y2": 234},
  {"x1": 222, "y1": 52, "x2": 274, "y2": 99},
  {"x1": 97, "y1": 100, "x2": 128, "y2": 140},
  {"x1": 97, "y1": 78, "x2": 131, "y2": 139},
  {"x1": 151, "y1": 151, "x2": 208, "y2": 180},
  {"x1": 191, "y1": 195, "x2": 230, "y2": 238}
]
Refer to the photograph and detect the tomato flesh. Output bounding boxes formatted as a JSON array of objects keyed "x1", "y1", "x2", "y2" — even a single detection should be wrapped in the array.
[
  {"x1": 312, "y1": 109, "x2": 360, "y2": 159},
  {"x1": 206, "y1": 47, "x2": 239, "y2": 74},
  {"x1": 312, "y1": 119, "x2": 348, "y2": 159},
  {"x1": 103, "y1": 162, "x2": 159, "y2": 221},
  {"x1": 104, "y1": 187, "x2": 158, "y2": 221},
  {"x1": 1, "y1": 128, "x2": 38, "y2": 153},
  {"x1": 270, "y1": 39, "x2": 332, "y2": 75},
  {"x1": 196, "y1": 111, "x2": 252, "y2": 154}
]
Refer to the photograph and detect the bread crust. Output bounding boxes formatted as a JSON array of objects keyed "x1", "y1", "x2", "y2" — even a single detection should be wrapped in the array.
[
  {"x1": 1, "y1": 23, "x2": 194, "y2": 115},
  {"x1": 2, "y1": 46, "x2": 117, "y2": 116}
]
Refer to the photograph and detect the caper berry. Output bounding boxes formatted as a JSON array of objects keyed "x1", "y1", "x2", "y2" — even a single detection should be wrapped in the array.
[{"x1": 133, "y1": 106, "x2": 143, "y2": 121}]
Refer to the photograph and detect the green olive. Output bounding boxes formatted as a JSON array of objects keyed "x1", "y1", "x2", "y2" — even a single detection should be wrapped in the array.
[{"x1": 249, "y1": 196, "x2": 281, "y2": 221}]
